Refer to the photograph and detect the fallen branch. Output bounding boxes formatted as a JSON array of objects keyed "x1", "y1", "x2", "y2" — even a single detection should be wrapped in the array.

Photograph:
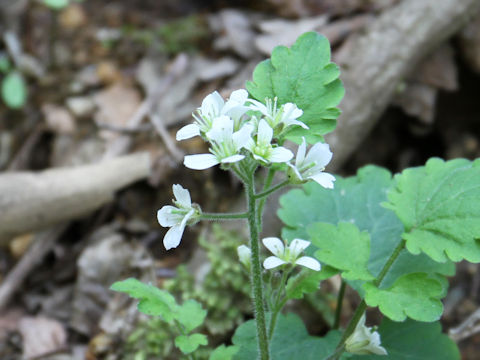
[
  {"x1": 326, "y1": 0, "x2": 480, "y2": 169},
  {"x1": 0, "y1": 152, "x2": 150, "y2": 244}
]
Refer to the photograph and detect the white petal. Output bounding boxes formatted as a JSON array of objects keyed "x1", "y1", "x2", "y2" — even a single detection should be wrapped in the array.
[
  {"x1": 206, "y1": 115, "x2": 233, "y2": 142},
  {"x1": 263, "y1": 256, "x2": 287, "y2": 269},
  {"x1": 257, "y1": 119, "x2": 273, "y2": 145},
  {"x1": 201, "y1": 91, "x2": 224, "y2": 118},
  {"x1": 229, "y1": 89, "x2": 248, "y2": 103},
  {"x1": 282, "y1": 103, "x2": 303, "y2": 120},
  {"x1": 295, "y1": 256, "x2": 321, "y2": 271},
  {"x1": 283, "y1": 118, "x2": 309, "y2": 129},
  {"x1": 184, "y1": 154, "x2": 219, "y2": 170},
  {"x1": 305, "y1": 142, "x2": 332, "y2": 168},
  {"x1": 296, "y1": 137, "x2": 307, "y2": 166},
  {"x1": 309, "y1": 172, "x2": 336, "y2": 189},
  {"x1": 157, "y1": 206, "x2": 182, "y2": 227},
  {"x1": 176, "y1": 124, "x2": 200, "y2": 141},
  {"x1": 163, "y1": 225, "x2": 184, "y2": 250},
  {"x1": 247, "y1": 99, "x2": 269, "y2": 116},
  {"x1": 269, "y1": 147, "x2": 294, "y2": 163},
  {"x1": 262, "y1": 237, "x2": 285, "y2": 257},
  {"x1": 221, "y1": 154, "x2": 245, "y2": 163},
  {"x1": 237, "y1": 245, "x2": 251, "y2": 265},
  {"x1": 289, "y1": 238, "x2": 311, "y2": 258},
  {"x1": 287, "y1": 163, "x2": 303, "y2": 181},
  {"x1": 172, "y1": 184, "x2": 191, "y2": 207},
  {"x1": 232, "y1": 123, "x2": 254, "y2": 149}
]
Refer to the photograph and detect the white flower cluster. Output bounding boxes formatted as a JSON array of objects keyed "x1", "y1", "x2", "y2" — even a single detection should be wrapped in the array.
[
  {"x1": 157, "y1": 89, "x2": 337, "y2": 251},
  {"x1": 176, "y1": 89, "x2": 335, "y2": 189}
]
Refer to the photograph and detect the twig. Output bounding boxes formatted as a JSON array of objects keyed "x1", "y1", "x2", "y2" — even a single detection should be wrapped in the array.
[
  {"x1": 96, "y1": 121, "x2": 153, "y2": 134},
  {"x1": 449, "y1": 308, "x2": 480, "y2": 342},
  {"x1": 0, "y1": 224, "x2": 68, "y2": 310}
]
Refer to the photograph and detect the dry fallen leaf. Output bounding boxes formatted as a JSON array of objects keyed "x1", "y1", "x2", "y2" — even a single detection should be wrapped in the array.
[
  {"x1": 18, "y1": 316, "x2": 67, "y2": 359},
  {"x1": 42, "y1": 104, "x2": 77, "y2": 135}
]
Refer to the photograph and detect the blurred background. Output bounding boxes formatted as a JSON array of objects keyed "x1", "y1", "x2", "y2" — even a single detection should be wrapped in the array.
[{"x1": 0, "y1": 0, "x2": 480, "y2": 359}]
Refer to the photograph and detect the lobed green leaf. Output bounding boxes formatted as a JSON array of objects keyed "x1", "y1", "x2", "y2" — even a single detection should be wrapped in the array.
[
  {"x1": 246, "y1": 32, "x2": 344, "y2": 143},
  {"x1": 351, "y1": 318, "x2": 460, "y2": 360},
  {"x1": 209, "y1": 345, "x2": 240, "y2": 360},
  {"x1": 110, "y1": 278, "x2": 177, "y2": 322},
  {"x1": 176, "y1": 299, "x2": 207, "y2": 333},
  {"x1": 385, "y1": 158, "x2": 480, "y2": 263},
  {"x1": 175, "y1": 333, "x2": 208, "y2": 354},
  {"x1": 363, "y1": 273, "x2": 444, "y2": 322},
  {"x1": 310, "y1": 222, "x2": 375, "y2": 281}
]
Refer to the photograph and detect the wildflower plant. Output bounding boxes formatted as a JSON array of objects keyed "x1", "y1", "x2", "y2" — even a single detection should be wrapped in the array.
[{"x1": 111, "y1": 32, "x2": 478, "y2": 360}]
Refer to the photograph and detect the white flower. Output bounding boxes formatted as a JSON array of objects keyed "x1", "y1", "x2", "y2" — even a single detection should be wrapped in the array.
[
  {"x1": 245, "y1": 119, "x2": 293, "y2": 164},
  {"x1": 345, "y1": 314, "x2": 388, "y2": 356},
  {"x1": 247, "y1": 97, "x2": 308, "y2": 131},
  {"x1": 288, "y1": 137, "x2": 335, "y2": 189},
  {"x1": 157, "y1": 185, "x2": 200, "y2": 250},
  {"x1": 262, "y1": 237, "x2": 321, "y2": 271},
  {"x1": 184, "y1": 116, "x2": 253, "y2": 170},
  {"x1": 237, "y1": 245, "x2": 251, "y2": 269},
  {"x1": 176, "y1": 89, "x2": 249, "y2": 140}
]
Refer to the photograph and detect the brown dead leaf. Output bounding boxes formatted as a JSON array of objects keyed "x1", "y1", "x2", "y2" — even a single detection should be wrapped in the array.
[
  {"x1": 42, "y1": 104, "x2": 76, "y2": 135},
  {"x1": 93, "y1": 83, "x2": 141, "y2": 140},
  {"x1": 59, "y1": 4, "x2": 87, "y2": 30},
  {"x1": 0, "y1": 308, "x2": 24, "y2": 341},
  {"x1": 9, "y1": 233, "x2": 33, "y2": 259},
  {"x1": 18, "y1": 316, "x2": 67, "y2": 359}
]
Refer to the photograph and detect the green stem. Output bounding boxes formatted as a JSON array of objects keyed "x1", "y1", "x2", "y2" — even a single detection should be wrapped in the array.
[
  {"x1": 173, "y1": 320, "x2": 196, "y2": 360},
  {"x1": 254, "y1": 179, "x2": 289, "y2": 200},
  {"x1": 245, "y1": 172, "x2": 270, "y2": 360},
  {"x1": 333, "y1": 280, "x2": 346, "y2": 330},
  {"x1": 268, "y1": 269, "x2": 290, "y2": 339},
  {"x1": 329, "y1": 239, "x2": 406, "y2": 360},
  {"x1": 256, "y1": 169, "x2": 276, "y2": 232},
  {"x1": 200, "y1": 212, "x2": 248, "y2": 220}
]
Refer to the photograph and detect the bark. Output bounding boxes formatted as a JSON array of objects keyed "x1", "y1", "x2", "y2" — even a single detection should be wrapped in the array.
[
  {"x1": 326, "y1": 0, "x2": 480, "y2": 170},
  {"x1": 0, "y1": 152, "x2": 150, "y2": 244}
]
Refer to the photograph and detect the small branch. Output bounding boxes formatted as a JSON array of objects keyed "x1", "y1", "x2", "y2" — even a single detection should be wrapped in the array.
[
  {"x1": 254, "y1": 179, "x2": 289, "y2": 200},
  {"x1": 333, "y1": 280, "x2": 347, "y2": 330}
]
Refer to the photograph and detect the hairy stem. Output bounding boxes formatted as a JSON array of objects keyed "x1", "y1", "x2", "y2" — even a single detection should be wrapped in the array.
[
  {"x1": 254, "y1": 179, "x2": 289, "y2": 200},
  {"x1": 256, "y1": 168, "x2": 276, "y2": 229},
  {"x1": 200, "y1": 212, "x2": 248, "y2": 220},
  {"x1": 268, "y1": 269, "x2": 289, "y2": 339},
  {"x1": 246, "y1": 172, "x2": 270, "y2": 360},
  {"x1": 329, "y1": 239, "x2": 406, "y2": 359}
]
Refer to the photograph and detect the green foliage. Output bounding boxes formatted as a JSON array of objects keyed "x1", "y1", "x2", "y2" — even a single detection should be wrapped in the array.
[
  {"x1": 0, "y1": 55, "x2": 11, "y2": 74},
  {"x1": 111, "y1": 278, "x2": 178, "y2": 321},
  {"x1": 164, "y1": 224, "x2": 251, "y2": 335},
  {"x1": 111, "y1": 278, "x2": 208, "y2": 355},
  {"x1": 384, "y1": 158, "x2": 480, "y2": 263},
  {"x1": 175, "y1": 334, "x2": 208, "y2": 354},
  {"x1": 286, "y1": 268, "x2": 336, "y2": 300},
  {"x1": 43, "y1": 0, "x2": 69, "y2": 9},
  {"x1": 310, "y1": 222, "x2": 374, "y2": 281},
  {"x1": 209, "y1": 345, "x2": 239, "y2": 360},
  {"x1": 2, "y1": 72, "x2": 27, "y2": 109},
  {"x1": 232, "y1": 313, "x2": 341, "y2": 360},
  {"x1": 351, "y1": 318, "x2": 460, "y2": 360},
  {"x1": 363, "y1": 273, "x2": 444, "y2": 322},
  {"x1": 246, "y1": 32, "x2": 344, "y2": 144}
]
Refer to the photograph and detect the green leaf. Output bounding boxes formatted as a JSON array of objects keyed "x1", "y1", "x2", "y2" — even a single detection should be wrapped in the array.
[
  {"x1": 384, "y1": 158, "x2": 480, "y2": 263},
  {"x1": 209, "y1": 345, "x2": 239, "y2": 360},
  {"x1": 310, "y1": 222, "x2": 375, "y2": 281},
  {"x1": 2, "y1": 72, "x2": 27, "y2": 109},
  {"x1": 43, "y1": 0, "x2": 69, "y2": 9},
  {"x1": 286, "y1": 269, "x2": 333, "y2": 299},
  {"x1": 246, "y1": 32, "x2": 344, "y2": 143},
  {"x1": 232, "y1": 313, "x2": 340, "y2": 360},
  {"x1": 279, "y1": 165, "x2": 454, "y2": 292},
  {"x1": 175, "y1": 299, "x2": 207, "y2": 333},
  {"x1": 351, "y1": 318, "x2": 460, "y2": 360},
  {"x1": 175, "y1": 333, "x2": 208, "y2": 354},
  {"x1": 0, "y1": 55, "x2": 10, "y2": 73},
  {"x1": 110, "y1": 278, "x2": 177, "y2": 322},
  {"x1": 363, "y1": 273, "x2": 444, "y2": 322}
]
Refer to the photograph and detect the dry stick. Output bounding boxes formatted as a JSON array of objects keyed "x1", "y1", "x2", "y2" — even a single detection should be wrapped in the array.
[
  {"x1": 326, "y1": 0, "x2": 480, "y2": 170},
  {"x1": 449, "y1": 308, "x2": 480, "y2": 342},
  {"x1": 0, "y1": 224, "x2": 68, "y2": 309}
]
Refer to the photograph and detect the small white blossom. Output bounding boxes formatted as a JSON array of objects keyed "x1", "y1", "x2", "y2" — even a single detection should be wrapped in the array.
[
  {"x1": 247, "y1": 97, "x2": 308, "y2": 131},
  {"x1": 237, "y1": 245, "x2": 251, "y2": 270},
  {"x1": 262, "y1": 237, "x2": 320, "y2": 271},
  {"x1": 245, "y1": 119, "x2": 293, "y2": 164},
  {"x1": 345, "y1": 314, "x2": 388, "y2": 356},
  {"x1": 288, "y1": 137, "x2": 335, "y2": 189},
  {"x1": 184, "y1": 116, "x2": 253, "y2": 170},
  {"x1": 176, "y1": 89, "x2": 249, "y2": 141},
  {"x1": 157, "y1": 185, "x2": 200, "y2": 250}
]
